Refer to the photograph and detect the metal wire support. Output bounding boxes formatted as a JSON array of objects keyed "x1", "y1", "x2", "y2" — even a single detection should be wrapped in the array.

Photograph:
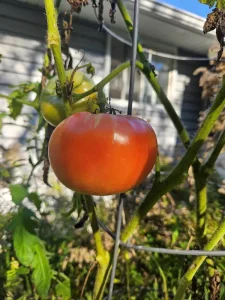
[
  {"x1": 98, "y1": 219, "x2": 225, "y2": 256},
  {"x1": 107, "y1": 1, "x2": 140, "y2": 299},
  {"x1": 127, "y1": 0, "x2": 139, "y2": 115},
  {"x1": 107, "y1": 195, "x2": 124, "y2": 299}
]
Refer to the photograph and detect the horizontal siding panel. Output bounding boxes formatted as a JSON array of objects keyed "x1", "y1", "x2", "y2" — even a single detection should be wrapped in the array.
[
  {"x1": 0, "y1": 43, "x2": 45, "y2": 64},
  {"x1": 180, "y1": 103, "x2": 201, "y2": 113},
  {"x1": 1, "y1": 1, "x2": 104, "y2": 42},
  {"x1": 0, "y1": 33, "x2": 44, "y2": 51},
  {"x1": 0, "y1": 57, "x2": 41, "y2": 75},
  {"x1": 0, "y1": 15, "x2": 46, "y2": 40},
  {"x1": 0, "y1": 71, "x2": 41, "y2": 86},
  {"x1": 70, "y1": 37, "x2": 105, "y2": 54},
  {"x1": 174, "y1": 49, "x2": 205, "y2": 138},
  {"x1": 0, "y1": 1, "x2": 45, "y2": 24}
]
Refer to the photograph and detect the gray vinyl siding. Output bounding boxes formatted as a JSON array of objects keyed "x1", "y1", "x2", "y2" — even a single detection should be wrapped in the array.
[
  {"x1": 172, "y1": 49, "x2": 206, "y2": 156},
  {"x1": 0, "y1": 0, "x2": 106, "y2": 95},
  {"x1": 0, "y1": 0, "x2": 205, "y2": 157},
  {"x1": 175, "y1": 49, "x2": 206, "y2": 139},
  {"x1": 0, "y1": 0, "x2": 106, "y2": 146}
]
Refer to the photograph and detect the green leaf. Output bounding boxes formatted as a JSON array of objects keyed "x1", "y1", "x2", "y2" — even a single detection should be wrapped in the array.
[
  {"x1": 32, "y1": 243, "x2": 51, "y2": 297},
  {"x1": 13, "y1": 213, "x2": 38, "y2": 266},
  {"x1": 0, "y1": 112, "x2": 7, "y2": 133},
  {"x1": 9, "y1": 184, "x2": 28, "y2": 205},
  {"x1": 12, "y1": 209, "x2": 50, "y2": 297},
  {"x1": 62, "y1": 192, "x2": 83, "y2": 217},
  {"x1": 0, "y1": 167, "x2": 10, "y2": 179},
  {"x1": 28, "y1": 192, "x2": 42, "y2": 211},
  {"x1": 8, "y1": 97, "x2": 23, "y2": 119},
  {"x1": 17, "y1": 266, "x2": 30, "y2": 275},
  {"x1": 198, "y1": 0, "x2": 216, "y2": 7},
  {"x1": 56, "y1": 279, "x2": 71, "y2": 300}
]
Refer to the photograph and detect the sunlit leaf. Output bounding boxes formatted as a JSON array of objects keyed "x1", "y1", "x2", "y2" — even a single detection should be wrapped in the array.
[
  {"x1": 13, "y1": 213, "x2": 38, "y2": 266},
  {"x1": 0, "y1": 112, "x2": 7, "y2": 133},
  {"x1": 28, "y1": 192, "x2": 42, "y2": 211},
  {"x1": 8, "y1": 97, "x2": 23, "y2": 119},
  {"x1": 31, "y1": 243, "x2": 51, "y2": 297},
  {"x1": 17, "y1": 266, "x2": 30, "y2": 275},
  {"x1": 56, "y1": 279, "x2": 71, "y2": 299},
  {"x1": 198, "y1": 0, "x2": 216, "y2": 7},
  {"x1": 9, "y1": 184, "x2": 28, "y2": 205}
]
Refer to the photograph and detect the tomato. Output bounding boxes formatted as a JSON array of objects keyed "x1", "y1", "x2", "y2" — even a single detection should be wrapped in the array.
[
  {"x1": 40, "y1": 70, "x2": 98, "y2": 126},
  {"x1": 48, "y1": 112, "x2": 158, "y2": 196}
]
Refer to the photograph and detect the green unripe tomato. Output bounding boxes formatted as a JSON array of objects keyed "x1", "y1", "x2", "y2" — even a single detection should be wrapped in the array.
[{"x1": 40, "y1": 69, "x2": 98, "y2": 126}]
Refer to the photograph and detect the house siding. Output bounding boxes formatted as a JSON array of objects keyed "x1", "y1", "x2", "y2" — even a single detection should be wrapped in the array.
[
  {"x1": 0, "y1": 0, "x2": 206, "y2": 156},
  {"x1": 170, "y1": 49, "x2": 207, "y2": 157},
  {"x1": 0, "y1": 0, "x2": 106, "y2": 146},
  {"x1": 175, "y1": 49, "x2": 206, "y2": 140},
  {"x1": 0, "y1": 0, "x2": 106, "y2": 94}
]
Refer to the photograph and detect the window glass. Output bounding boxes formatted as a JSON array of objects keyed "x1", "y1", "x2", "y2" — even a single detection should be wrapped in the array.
[
  {"x1": 109, "y1": 39, "x2": 173, "y2": 103},
  {"x1": 109, "y1": 37, "x2": 126, "y2": 99},
  {"x1": 141, "y1": 53, "x2": 173, "y2": 105}
]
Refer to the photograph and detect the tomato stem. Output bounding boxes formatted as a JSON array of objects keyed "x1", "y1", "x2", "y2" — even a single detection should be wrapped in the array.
[
  {"x1": 117, "y1": 0, "x2": 192, "y2": 150},
  {"x1": 84, "y1": 195, "x2": 110, "y2": 300},
  {"x1": 121, "y1": 75, "x2": 225, "y2": 243},
  {"x1": 153, "y1": 153, "x2": 161, "y2": 184},
  {"x1": 194, "y1": 128, "x2": 225, "y2": 246},
  {"x1": 173, "y1": 216, "x2": 225, "y2": 300},
  {"x1": 44, "y1": 0, "x2": 71, "y2": 117},
  {"x1": 97, "y1": 75, "x2": 225, "y2": 299}
]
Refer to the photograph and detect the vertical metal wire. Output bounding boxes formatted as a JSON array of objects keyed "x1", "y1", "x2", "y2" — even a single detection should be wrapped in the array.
[
  {"x1": 108, "y1": 0, "x2": 140, "y2": 298},
  {"x1": 107, "y1": 194, "x2": 124, "y2": 299},
  {"x1": 127, "y1": 0, "x2": 139, "y2": 115}
]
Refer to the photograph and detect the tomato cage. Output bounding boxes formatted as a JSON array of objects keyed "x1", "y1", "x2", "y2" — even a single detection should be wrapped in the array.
[{"x1": 92, "y1": 1, "x2": 225, "y2": 300}]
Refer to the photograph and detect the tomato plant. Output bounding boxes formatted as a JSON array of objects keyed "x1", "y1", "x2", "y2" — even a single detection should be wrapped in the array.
[
  {"x1": 40, "y1": 69, "x2": 98, "y2": 126},
  {"x1": 48, "y1": 112, "x2": 158, "y2": 195}
]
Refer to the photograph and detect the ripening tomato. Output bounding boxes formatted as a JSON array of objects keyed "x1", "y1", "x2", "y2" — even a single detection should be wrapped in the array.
[
  {"x1": 40, "y1": 70, "x2": 98, "y2": 126},
  {"x1": 48, "y1": 112, "x2": 158, "y2": 196}
]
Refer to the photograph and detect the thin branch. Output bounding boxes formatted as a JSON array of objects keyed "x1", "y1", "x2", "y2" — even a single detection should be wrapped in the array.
[
  {"x1": 121, "y1": 75, "x2": 225, "y2": 243},
  {"x1": 173, "y1": 216, "x2": 225, "y2": 300},
  {"x1": 84, "y1": 195, "x2": 110, "y2": 300},
  {"x1": 44, "y1": 0, "x2": 71, "y2": 116}
]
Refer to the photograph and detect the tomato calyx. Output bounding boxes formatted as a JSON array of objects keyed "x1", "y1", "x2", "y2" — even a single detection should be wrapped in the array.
[
  {"x1": 74, "y1": 195, "x2": 89, "y2": 229},
  {"x1": 105, "y1": 97, "x2": 122, "y2": 115}
]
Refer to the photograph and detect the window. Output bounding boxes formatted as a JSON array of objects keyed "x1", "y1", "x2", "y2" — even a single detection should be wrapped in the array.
[
  {"x1": 141, "y1": 53, "x2": 173, "y2": 105},
  {"x1": 109, "y1": 37, "x2": 174, "y2": 104}
]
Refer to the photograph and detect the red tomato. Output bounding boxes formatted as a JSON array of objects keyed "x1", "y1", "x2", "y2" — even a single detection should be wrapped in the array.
[{"x1": 48, "y1": 112, "x2": 158, "y2": 196}]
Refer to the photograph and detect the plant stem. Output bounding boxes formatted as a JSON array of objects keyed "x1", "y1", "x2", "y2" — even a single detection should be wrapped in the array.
[
  {"x1": 72, "y1": 61, "x2": 132, "y2": 102},
  {"x1": 194, "y1": 174, "x2": 207, "y2": 246},
  {"x1": 194, "y1": 129, "x2": 225, "y2": 245},
  {"x1": 173, "y1": 216, "x2": 225, "y2": 300},
  {"x1": 121, "y1": 75, "x2": 225, "y2": 243},
  {"x1": 44, "y1": 0, "x2": 71, "y2": 116},
  {"x1": 124, "y1": 250, "x2": 131, "y2": 300},
  {"x1": 202, "y1": 129, "x2": 225, "y2": 173},
  {"x1": 0, "y1": 94, "x2": 39, "y2": 110},
  {"x1": 152, "y1": 256, "x2": 169, "y2": 300},
  {"x1": 117, "y1": 0, "x2": 190, "y2": 148},
  {"x1": 84, "y1": 195, "x2": 110, "y2": 300}
]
